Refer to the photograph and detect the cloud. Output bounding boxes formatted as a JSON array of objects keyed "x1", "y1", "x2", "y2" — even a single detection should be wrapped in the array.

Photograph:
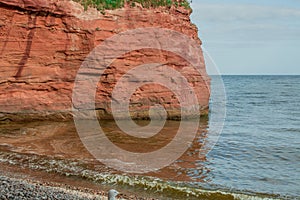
[
  {"x1": 190, "y1": 2, "x2": 300, "y2": 42},
  {"x1": 189, "y1": 1, "x2": 300, "y2": 74},
  {"x1": 191, "y1": 3, "x2": 300, "y2": 22}
]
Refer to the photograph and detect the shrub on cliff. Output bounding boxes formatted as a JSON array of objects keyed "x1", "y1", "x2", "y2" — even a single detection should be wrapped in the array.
[{"x1": 73, "y1": 0, "x2": 191, "y2": 11}]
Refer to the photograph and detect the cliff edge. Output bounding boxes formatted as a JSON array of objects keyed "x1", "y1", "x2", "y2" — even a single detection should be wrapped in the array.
[{"x1": 0, "y1": 0, "x2": 210, "y2": 122}]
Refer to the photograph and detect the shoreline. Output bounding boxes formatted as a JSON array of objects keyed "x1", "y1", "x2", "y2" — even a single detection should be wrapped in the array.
[
  {"x1": 0, "y1": 163, "x2": 157, "y2": 200},
  {"x1": 0, "y1": 120, "x2": 288, "y2": 200},
  {"x1": 0, "y1": 157, "x2": 285, "y2": 200}
]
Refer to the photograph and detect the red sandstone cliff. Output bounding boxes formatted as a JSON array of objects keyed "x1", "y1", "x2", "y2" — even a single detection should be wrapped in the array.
[{"x1": 0, "y1": 0, "x2": 210, "y2": 122}]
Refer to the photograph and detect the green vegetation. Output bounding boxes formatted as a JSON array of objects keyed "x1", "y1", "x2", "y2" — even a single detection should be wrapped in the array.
[{"x1": 73, "y1": 0, "x2": 191, "y2": 11}]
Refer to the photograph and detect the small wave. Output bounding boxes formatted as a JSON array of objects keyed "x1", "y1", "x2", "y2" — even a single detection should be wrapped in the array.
[{"x1": 0, "y1": 151, "x2": 288, "y2": 200}]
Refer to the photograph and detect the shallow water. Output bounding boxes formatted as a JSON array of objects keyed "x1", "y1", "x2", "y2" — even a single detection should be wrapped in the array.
[
  {"x1": 0, "y1": 119, "x2": 214, "y2": 199},
  {"x1": 0, "y1": 119, "x2": 208, "y2": 181},
  {"x1": 0, "y1": 75, "x2": 299, "y2": 199}
]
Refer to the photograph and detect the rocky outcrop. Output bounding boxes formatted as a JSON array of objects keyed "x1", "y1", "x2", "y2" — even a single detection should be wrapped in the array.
[{"x1": 0, "y1": 0, "x2": 210, "y2": 122}]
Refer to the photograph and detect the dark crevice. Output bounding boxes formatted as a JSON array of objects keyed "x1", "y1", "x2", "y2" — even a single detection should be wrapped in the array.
[{"x1": 14, "y1": 14, "x2": 37, "y2": 78}]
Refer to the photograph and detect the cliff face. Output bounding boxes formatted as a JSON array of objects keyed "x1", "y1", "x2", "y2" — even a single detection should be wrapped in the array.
[{"x1": 0, "y1": 0, "x2": 210, "y2": 122}]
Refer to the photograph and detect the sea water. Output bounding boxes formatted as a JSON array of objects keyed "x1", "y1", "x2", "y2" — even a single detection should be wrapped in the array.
[
  {"x1": 0, "y1": 75, "x2": 299, "y2": 199},
  {"x1": 198, "y1": 75, "x2": 300, "y2": 198}
]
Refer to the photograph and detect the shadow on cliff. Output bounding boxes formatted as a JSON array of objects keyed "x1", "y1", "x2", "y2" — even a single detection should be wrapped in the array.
[{"x1": 14, "y1": 14, "x2": 37, "y2": 78}]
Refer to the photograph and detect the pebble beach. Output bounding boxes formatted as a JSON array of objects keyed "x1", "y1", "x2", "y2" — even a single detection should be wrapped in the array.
[
  {"x1": 0, "y1": 175, "x2": 104, "y2": 200},
  {"x1": 0, "y1": 166, "x2": 158, "y2": 200}
]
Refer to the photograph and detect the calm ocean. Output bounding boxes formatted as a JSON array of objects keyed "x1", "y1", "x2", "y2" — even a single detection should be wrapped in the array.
[
  {"x1": 199, "y1": 75, "x2": 300, "y2": 198},
  {"x1": 0, "y1": 75, "x2": 299, "y2": 199}
]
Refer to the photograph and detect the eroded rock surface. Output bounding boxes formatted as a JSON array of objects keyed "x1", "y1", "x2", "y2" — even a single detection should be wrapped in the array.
[{"x1": 0, "y1": 0, "x2": 210, "y2": 121}]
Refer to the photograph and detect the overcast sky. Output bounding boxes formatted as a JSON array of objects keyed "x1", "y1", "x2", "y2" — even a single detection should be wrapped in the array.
[{"x1": 190, "y1": 0, "x2": 300, "y2": 75}]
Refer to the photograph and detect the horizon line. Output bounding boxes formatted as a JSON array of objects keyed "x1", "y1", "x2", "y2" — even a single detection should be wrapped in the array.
[{"x1": 209, "y1": 74, "x2": 300, "y2": 76}]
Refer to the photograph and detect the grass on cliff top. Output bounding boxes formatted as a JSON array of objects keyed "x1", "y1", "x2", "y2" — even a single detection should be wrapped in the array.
[{"x1": 73, "y1": 0, "x2": 191, "y2": 11}]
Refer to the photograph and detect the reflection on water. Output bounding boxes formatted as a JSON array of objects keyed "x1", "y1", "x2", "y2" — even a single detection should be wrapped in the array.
[
  {"x1": 0, "y1": 119, "x2": 210, "y2": 183},
  {"x1": 0, "y1": 118, "x2": 285, "y2": 199},
  {"x1": 0, "y1": 121, "x2": 92, "y2": 160}
]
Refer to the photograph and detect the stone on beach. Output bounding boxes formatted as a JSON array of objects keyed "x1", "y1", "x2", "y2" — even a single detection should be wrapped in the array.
[{"x1": 108, "y1": 189, "x2": 119, "y2": 200}]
